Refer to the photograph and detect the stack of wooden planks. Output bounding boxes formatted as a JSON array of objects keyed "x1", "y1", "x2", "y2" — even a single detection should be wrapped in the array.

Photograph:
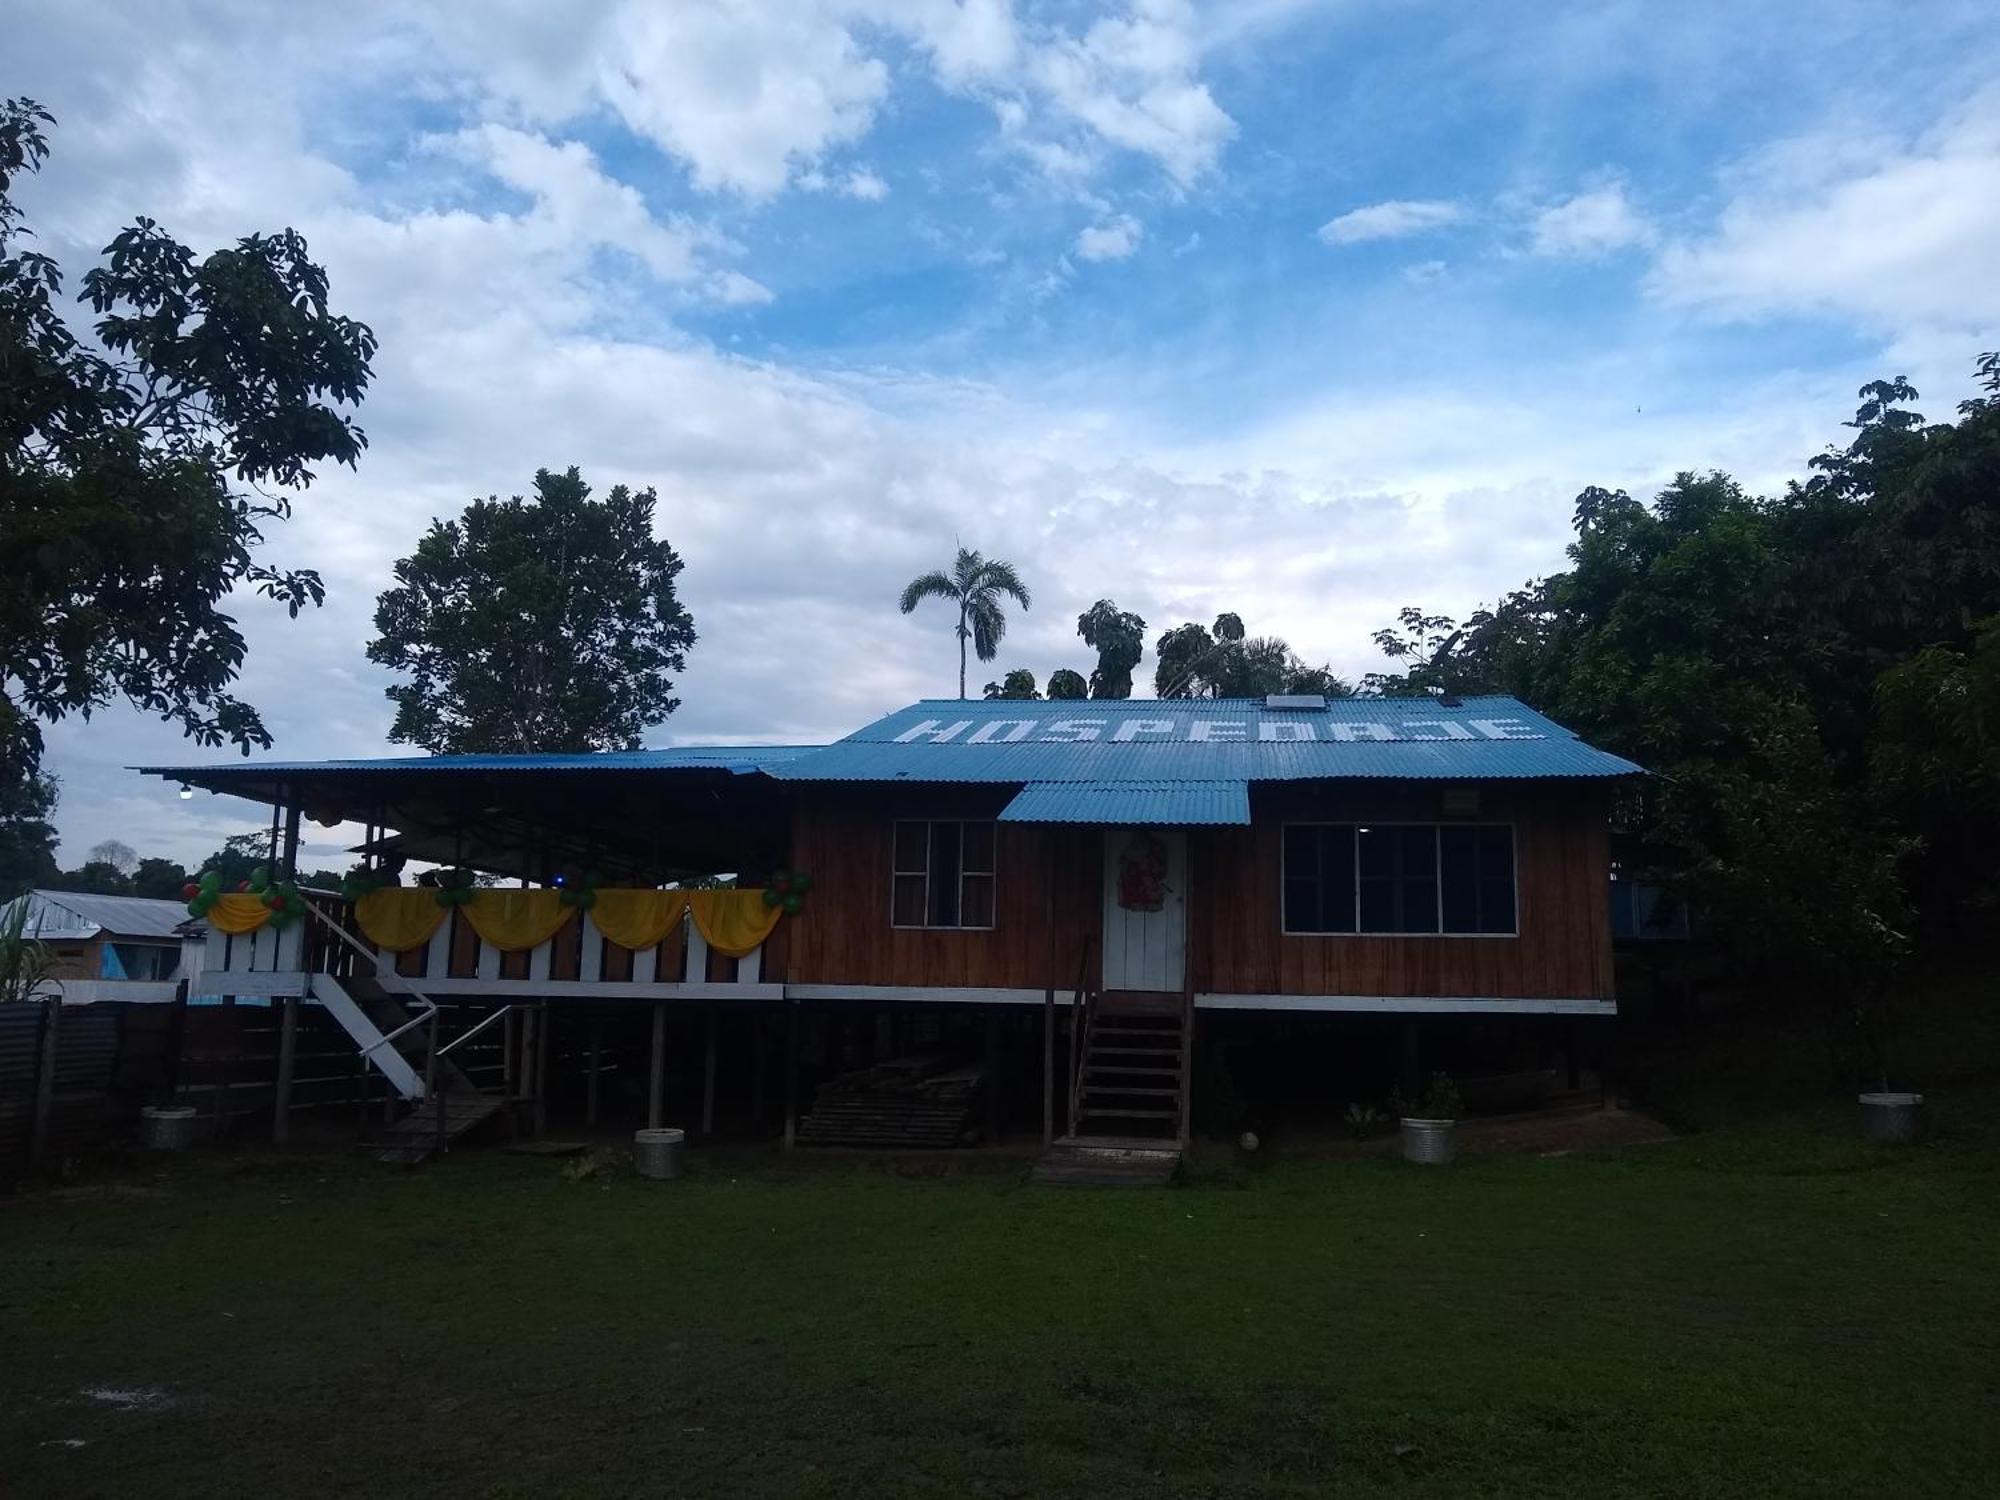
[{"x1": 794, "y1": 1056, "x2": 983, "y2": 1148}]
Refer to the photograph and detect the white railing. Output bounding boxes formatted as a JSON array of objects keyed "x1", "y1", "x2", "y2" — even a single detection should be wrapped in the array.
[{"x1": 195, "y1": 904, "x2": 778, "y2": 1002}]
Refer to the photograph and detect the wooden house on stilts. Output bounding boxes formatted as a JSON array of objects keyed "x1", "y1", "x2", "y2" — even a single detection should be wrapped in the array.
[{"x1": 136, "y1": 694, "x2": 1641, "y2": 1177}]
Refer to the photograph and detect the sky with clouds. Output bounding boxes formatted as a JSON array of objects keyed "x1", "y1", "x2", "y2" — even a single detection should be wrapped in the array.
[{"x1": 12, "y1": 0, "x2": 2000, "y2": 869}]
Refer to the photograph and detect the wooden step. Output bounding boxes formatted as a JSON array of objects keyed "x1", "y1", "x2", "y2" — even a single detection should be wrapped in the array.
[
  {"x1": 371, "y1": 1092, "x2": 506, "y2": 1165},
  {"x1": 1084, "y1": 1062, "x2": 1180, "y2": 1076},
  {"x1": 1082, "y1": 1085, "x2": 1180, "y2": 1096},
  {"x1": 1031, "y1": 1140, "x2": 1179, "y2": 1188},
  {"x1": 1088, "y1": 1044, "x2": 1181, "y2": 1057},
  {"x1": 1078, "y1": 1107, "x2": 1178, "y2": 1120}
]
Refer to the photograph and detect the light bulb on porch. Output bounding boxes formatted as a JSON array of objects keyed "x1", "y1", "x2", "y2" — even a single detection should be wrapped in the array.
[{"x1": 178, "y1": 783, "x2": 194, "y2": 800}]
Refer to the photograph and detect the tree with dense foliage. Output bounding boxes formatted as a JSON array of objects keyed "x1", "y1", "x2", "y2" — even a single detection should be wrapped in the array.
[
  {"x1": 130, "y1": 856, "x2": 191, "y2": 899},
  {"x1": 1046, "y1": 668, "x2": 1088, "y2": 700},
  {"x1": 0, "y1": 771, "x2": 58, "y2": 899},
  {"x1": 1154, "y1": 613, "x2": 1352, "y2": 698},
  {"x1": 368, "y1": 467, "x2": 696, "y2": 753},
  {"x1": 898, "y1": 547, "x2": 1032, "y2": 699},
  {"x1": 1365, "y1": 356, "x2": 2000, "y2": 1006},
  {"x1": 0, "y1": 98, "x2": 376, "y2": 802},
  {"x1": 1076, "y1": 599, "x2": 1145, "y2": 699},
  {"x1": 982, "y1": 669, "x2": 1039, "y2": 699}
]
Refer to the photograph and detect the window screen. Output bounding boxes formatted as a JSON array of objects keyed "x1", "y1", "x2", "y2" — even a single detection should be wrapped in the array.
[
  {"x1": 1285, "y1": 823, "x2": 1515, "y2": 935},
  {"x1": 891, "y1": 819, "x2": 998, "y2": 930}
]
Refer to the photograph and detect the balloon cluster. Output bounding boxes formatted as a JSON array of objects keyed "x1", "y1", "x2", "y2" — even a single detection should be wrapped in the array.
[
  {"x1": 559, "y1": 871, "x2": 604, "y2": 910},
  {"x1": 339, "y1": 865, "x2": 386, "y2": 903},
  {"x1": 431, "y1": 867, "x2": 478, "y2": 908},
  {"x1": 182, "y1": 869, "x2": 224, "y2": 918},
  {"x1": 760, "y1": 869, "x2": 814, "y2": 916}
]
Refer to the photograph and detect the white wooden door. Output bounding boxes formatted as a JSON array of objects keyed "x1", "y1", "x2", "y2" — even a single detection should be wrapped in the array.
[{"x1": 1101, "y1": 829, "x2": 1187, "y2": 992}]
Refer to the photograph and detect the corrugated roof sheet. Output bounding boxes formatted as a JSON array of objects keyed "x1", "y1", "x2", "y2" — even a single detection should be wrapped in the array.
[
  {"x1": 4, "y1": 890, "x2": 194, "y2": 940},
  {"x1": 770, "y1": 697, "x2": 1642, "y2": 783},
  {"x1": 999, "y1": 779, "x2": 1251, "y2": 825},
  {"x1": 135, "y1": 744, "x2": 821, "y2": 780}
]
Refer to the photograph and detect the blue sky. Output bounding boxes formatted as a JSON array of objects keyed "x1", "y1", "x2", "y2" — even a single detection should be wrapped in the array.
[{"x1": 13, "y1": 0, "x2": 2000, "y2": 867}]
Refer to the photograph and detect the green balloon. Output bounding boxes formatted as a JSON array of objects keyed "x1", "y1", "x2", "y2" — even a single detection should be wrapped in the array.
[
  {"x1": 781, "y1": 891, "x2": 804, "y2": 915},
  {"x1": 761, "y1": 888, "x2": 781, "y2": 908},
  {"x1": 789, "y1": 872, "x2": 813, "y2": 894}
]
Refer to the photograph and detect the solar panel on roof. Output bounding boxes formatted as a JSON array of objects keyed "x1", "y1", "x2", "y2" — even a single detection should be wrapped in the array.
[{"x1": 1264, "y1": 694, "x2": 1326, "y2": 710}]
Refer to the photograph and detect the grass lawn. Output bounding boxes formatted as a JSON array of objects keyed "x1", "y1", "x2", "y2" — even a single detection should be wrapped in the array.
[{"x1": 3, "y1": 1106, "x2": 1996, "y2": 1498}]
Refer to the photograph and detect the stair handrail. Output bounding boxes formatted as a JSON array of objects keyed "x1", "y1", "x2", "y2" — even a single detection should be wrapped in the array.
[
  {"x1": 306, "y1": 899, "x2": 444, "y2": 1089},
  {"x1": 436, "y1": 1003, "x2": 512, "y2": 1058},
  {"x1": 1066, "y1": 936, "x2": 1095, "y2": 1138}
]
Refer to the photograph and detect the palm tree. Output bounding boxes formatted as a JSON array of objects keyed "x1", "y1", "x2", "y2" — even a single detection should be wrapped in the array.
[{"x1": 898, "y1": 547, "x2": 1032, "y2": 698}]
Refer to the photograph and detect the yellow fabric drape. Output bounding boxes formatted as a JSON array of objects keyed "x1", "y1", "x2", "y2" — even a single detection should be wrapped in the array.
[
  {"x1": 460, "y1": 889, "x2": 572, "y2": 953},
  {"x1": 207, "y1": 892, "x2": 274, "y2": 936},
  {"x1": 689, "y1": 889, "x2": 783, "y2": 958},
  {"x1": 353, "y1": 888, "x2": 450, "y2": 952},
  {"x1": 589, "y1": 889, "x2": 690, "y2": 952}
]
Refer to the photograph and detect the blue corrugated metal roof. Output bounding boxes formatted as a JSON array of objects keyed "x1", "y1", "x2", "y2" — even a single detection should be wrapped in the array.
[
  {"x1": 999, "y1": 779, "x2": 1251, "y2": 826},
  {"x1": 136, "y1": 744, "x2": 821, "y2": 780},
  {"x1": 769, "y1": 697, "x2": 1641, "y2": 783}
]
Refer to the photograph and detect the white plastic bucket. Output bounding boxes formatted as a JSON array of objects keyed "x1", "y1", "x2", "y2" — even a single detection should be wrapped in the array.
[
  {"x1": 1858, "y1": 1092, "x2": 1924, "y2": 1144},
  {"x1": 633, "y1": 1127, "x2": 686, "y2": 1179},
  {"x1": 1400, "y1": 1117, "x2": 1458, "y2": 1165},
  {"x1": 139, "y1": 1106, "x2": 203, "y2": 1151}
]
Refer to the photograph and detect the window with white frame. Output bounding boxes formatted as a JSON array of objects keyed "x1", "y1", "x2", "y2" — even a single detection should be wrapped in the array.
[
  {"x1": 892, "y1": 819, "x2": 997, "y2": 929},
  {"x1": 1283, "y1": 822, "x2": 1516, "y2": 935}
]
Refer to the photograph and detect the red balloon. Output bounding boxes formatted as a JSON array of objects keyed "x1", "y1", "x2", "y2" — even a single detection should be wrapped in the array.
[
  {"x1": 238, "y1": 881, "x2": 251, "y2": 892},
  {"x1": 181, "y1": 882, "x2": 199, "y2": 900},
  {"x1": 772, "y1": 871, "x2": 792, "y2": 893}
]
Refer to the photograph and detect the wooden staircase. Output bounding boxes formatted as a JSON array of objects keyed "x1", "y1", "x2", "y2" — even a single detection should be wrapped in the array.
[
  {"x1": 372, "y1": 1090, "x2": 509, "y2": 1166},
  {"x1": 1073, "y1": 1003, "x2": 1186, "y2": 1141},
  {"x1": 1033, "y1": 988, "x2": 1190, "y2": 1187}
]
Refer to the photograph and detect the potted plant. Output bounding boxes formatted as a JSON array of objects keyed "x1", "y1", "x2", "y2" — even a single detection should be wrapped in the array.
[{"x1": 1395, "y1": 1072, "x2": 1462, "y2": 1165}]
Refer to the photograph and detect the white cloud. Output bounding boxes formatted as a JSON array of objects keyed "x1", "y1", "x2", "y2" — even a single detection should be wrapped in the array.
[
  {"x1": 800, "y1": 165, "x2": 891, "y2": 200},
  {"x1": 1074, "y1": 214, "x2": 1144, "y2": 261},
  {"x1": 413, "y1": 1, "x2": 1232, "y2": 199},
  {"x1": 1650, "y1": 95, "x2": 2000, "y2": 330},
  {"x1": 1317, "y1": 199, "x2": 1465, "y2": 245},
  {"x1": 1528, "y1": 182, "x2": 1651, "y2": 258}
]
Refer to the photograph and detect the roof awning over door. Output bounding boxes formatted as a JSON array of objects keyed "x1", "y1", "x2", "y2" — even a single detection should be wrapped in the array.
[{"x1": 996, "y1": 779, "x2": 1251, "y2": 826}]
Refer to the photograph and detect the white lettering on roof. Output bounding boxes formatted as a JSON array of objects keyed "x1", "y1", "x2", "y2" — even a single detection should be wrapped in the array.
[
  {"x1": 894, "y1": 719, "x2": 973, "y2": 743},
  {"x1": 1401, "y1": 720, "x2": 1476, "y2": 741},
  {"x1": 897, "y1": 713, "x2": 1550, "y2": 745},
  {"x1": 1040, "y1": 719, "x2": 1105, "y2": 742},
  {"x1": 968, "y1": 719, "x2": 1036, "y2": 744},
  {"x1": 1189, "y1": 720, "x2": 1246, "y2": 742}
]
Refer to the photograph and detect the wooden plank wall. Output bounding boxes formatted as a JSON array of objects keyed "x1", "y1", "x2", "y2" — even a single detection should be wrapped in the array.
[
  {"x1": 785, "y1": 781, "x2": 1613, "y2": 1000},
  {"x1": 785, "y1": 787, "x2": 1100, "y2": 989},
  {"x1": 1196, "y1": 783, "x2": 1614, "y2": 999}
]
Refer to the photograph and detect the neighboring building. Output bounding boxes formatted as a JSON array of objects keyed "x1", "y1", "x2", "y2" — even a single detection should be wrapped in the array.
[
  {"x1": 135, "y1": 694, "x2": 1642, "y2": 1162},
  {"x1": 1, "y1": 890, "x2": 200, "y2": 1002}
]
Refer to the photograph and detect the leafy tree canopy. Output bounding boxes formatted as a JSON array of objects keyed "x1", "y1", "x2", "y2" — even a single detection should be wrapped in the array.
[
  {"x1": 1046, "y1": 668, "x2": 1089, "y2": 700},
  {"x1": 1076, "y1": 599, "x2": 1145, "y2": 699},
  {"x1": 368, "y1": 467, "x2": 696, "y2": 753},
  {"x1": 983, "y1": 669, "x2": 1039, "y2": 700},
  {"x1": 1, "y1": 98, "x2": 376, "y2": 800},
  {"x1": 1154, "y1": 613, "x2": 1352, "y2": 698}
]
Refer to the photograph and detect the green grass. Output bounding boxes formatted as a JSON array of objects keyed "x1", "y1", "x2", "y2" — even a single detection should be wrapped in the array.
[{"x1": 3, "y1": 1111, "x2": 1997, "y2": 1499}]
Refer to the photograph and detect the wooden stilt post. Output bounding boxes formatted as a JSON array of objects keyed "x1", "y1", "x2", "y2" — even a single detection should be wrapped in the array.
[
  {"x1": 27, "y1": 994, "x2": 60, "y2": 1174},
  {"x1": 1042, "y1": 837, "x2": 1057, "y2": 1149},
  {"x1": 533, "y1": 1004, "x2": 550, "y2": 1138},
  {"x1": 750, "y1": 1012, "x2": 768, "y2": 1137},
  {"x1": 648, "y1": 1003, "x2": 666, "y2": 1130},
  {"x1": 701, "y1": 1007, "x2": 718, "y2": 1137},
  {"x1": 1401, "y1": 1017, "x2": 1421, "y2": 1102},
  {"x1": 586, "y1": 1015, "x2": 603, "y2": 1129},
  {"x1": 782, "y1": 999, "x2": 800, "y2": 1149},
  {"x1": 984, "y1": 1007, "x2": 1002, "y2": 1144},
  {"x1": 273, "y1": 995, "x2": 299, "y2": 1144}
]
